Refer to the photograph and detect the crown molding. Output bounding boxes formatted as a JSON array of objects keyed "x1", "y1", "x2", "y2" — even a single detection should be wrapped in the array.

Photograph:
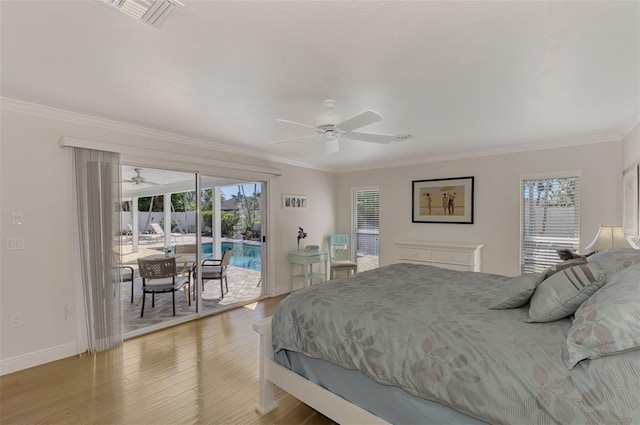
[
  {"x1": 0, "y1": 97, "x2": 332, "y2": 171},
  {"x1": 258, "y1": 155, "x2": 336, "y2": 173},
  {"x1": 0, "y1": 97, "x2": 252, "y2": 155},
  {"x1": 2, "y1": 97, "x2": 627, "y2": 175},
  {"x1": 621, "y1": 116, "x2": 640, "y2": 137},
  {"x1": 338, "y1": 132, "x2": 624, "y2": 174}
]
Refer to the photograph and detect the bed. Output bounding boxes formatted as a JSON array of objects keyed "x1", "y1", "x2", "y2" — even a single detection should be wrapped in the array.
[{"x1": 253, "y1": 248, "x2": 640, "y2": 424}]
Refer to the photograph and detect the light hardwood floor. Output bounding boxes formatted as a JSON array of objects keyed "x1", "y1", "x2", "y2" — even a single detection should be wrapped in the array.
[{"x1": 0, "y1": 295, "x2": 335, "y2": 425}]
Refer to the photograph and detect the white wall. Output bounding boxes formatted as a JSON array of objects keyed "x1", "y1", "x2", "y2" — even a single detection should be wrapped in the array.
[
  {"x1": 623, "y1": 123, "x2": 639, "y2": 168},
  {"x1": 270, "y1": 164, "x2": 336, "y2": 293},
  {"x1": 336, "y1": 141, "x2": 624, "y2": 276},
  {"x1": 0, "y1": 107, "x2": 334, "y2": 373},
  {"x1": 1, "y1": 101, "x2": 632, "y2": 374}
]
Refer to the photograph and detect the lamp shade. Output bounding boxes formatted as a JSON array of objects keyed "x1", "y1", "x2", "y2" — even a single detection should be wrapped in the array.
[{"x1": 585, "y1": 225, "x2": 633, "y2": 251}]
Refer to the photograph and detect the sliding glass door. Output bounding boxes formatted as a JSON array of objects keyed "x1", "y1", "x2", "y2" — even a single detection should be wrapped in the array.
[
  {"x1": 120, "y1": 166, "x2": 267, "y2": 336},
  {"x1": 120, "y1": 166, "x2": 197, "y2": 334},
  {"x1": 197, "y1": 177, "x2": 266, "y2": 315}
]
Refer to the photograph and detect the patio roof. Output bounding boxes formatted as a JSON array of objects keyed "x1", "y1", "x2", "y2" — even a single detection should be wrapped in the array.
[{"x1": 121, "y1": 165, "x2": 247, "y2": 198}]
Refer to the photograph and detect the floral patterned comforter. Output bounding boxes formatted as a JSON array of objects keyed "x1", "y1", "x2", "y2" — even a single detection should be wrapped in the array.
[{"x1": 272, "y1": 263, "x2": 640, "y2": 424}]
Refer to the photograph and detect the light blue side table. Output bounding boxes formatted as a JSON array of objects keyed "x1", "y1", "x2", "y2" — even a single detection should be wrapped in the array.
[{"x1": 288, "y1": 250, "x2": 329, "y2": 292}]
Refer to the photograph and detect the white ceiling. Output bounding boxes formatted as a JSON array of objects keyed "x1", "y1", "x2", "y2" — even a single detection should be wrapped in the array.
[{"x1": 2, "y1": 1, "x2": 638, "y2": 172}]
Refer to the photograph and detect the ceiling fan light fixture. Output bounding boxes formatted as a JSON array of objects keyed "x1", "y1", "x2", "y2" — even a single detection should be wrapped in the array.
[
  {"x1": 131, "y1": 168, "x2": 146, "y2": 184},
  {"x1": 323, "y1": 133, "x2": 340, "y2": 154},
  {"x1": 273, "y1": 99, "x2": 415, "y2": 155}
]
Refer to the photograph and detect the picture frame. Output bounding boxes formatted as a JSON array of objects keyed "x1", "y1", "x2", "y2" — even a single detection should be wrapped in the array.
[
  {"x1": 283, "y1": 194, "x2": 307, "y2": 209},
  {"x1": 622, "y1": 163, "x2": 639, "y2": 238},
  {"x1": 412, "y1": 176, "x2": 474, "y2": 224}
]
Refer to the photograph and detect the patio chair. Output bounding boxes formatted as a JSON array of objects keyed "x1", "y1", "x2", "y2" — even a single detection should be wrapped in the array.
[
  {"x1": 149, "y1": 223, "x2": 184, "y2": 243},
  {"x1": 137, "y1": 257, "x2": 189, "y2": 317},
  {"x1": 174, "y1": 243, "x2": 197, "y2": 276},
  {"x1": 192, "y1": 248, "x2": 232, "y2": 300},
  {"x1": 329, "y1": 234, "x2": 358, "y2": 279},
  {"x1": 113, "y1": 265, "x2": 135, "y2": 303}
]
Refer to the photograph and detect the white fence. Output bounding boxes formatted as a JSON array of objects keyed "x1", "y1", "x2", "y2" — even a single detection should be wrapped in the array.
[{"x1": 121, "y1": 212, "x2": 198, "y2": 233}]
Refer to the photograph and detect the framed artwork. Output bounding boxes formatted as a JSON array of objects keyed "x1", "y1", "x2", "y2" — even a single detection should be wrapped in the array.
[
  {"x1": 283, "y1": 194, "x2": 307, "y2": 209},
  {"x1": 622, "y1": 163, "x2": 639, "y2": 238},
  {"x1": 412, "y1": 176, "x2": 474, "y2": 224}
]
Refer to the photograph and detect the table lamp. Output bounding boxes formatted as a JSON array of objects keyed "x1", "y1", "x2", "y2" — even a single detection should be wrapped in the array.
[{"x1": 585, "y1": 225, "x2": 633, "y2": 252}]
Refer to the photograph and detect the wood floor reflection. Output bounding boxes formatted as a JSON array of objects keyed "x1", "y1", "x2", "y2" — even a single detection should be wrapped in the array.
[{"x1": 0, "y1": 295, "x2": 335, "y2": 425}]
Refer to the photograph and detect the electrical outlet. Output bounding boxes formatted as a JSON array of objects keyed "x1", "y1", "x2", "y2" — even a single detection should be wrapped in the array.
[{"x1": 10, "y1": 313, "x2": 22, "y2": 327}]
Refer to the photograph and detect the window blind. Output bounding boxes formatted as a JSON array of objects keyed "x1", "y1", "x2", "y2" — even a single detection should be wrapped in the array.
[
  {"x1": 520, "y1": 175, "x2": 580, "y2": 274},
  {"x1": 353, "y1": 189, "x2": 380, "y2": 257}
]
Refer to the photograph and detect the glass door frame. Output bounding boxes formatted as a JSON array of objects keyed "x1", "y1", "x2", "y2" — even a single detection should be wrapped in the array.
[{"x1": 120, "y1": 165, "x2": 271, "y2": 338}]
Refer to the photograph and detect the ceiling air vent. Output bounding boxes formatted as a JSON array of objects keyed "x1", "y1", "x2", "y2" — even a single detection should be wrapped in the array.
[{"x1": 101, "y1": 0, "x2": 184, "y2": 27}]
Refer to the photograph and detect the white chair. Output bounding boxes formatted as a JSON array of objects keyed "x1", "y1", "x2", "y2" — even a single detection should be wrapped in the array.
[
  {"x1": 329, "y1": 234, "x2": 358, "y2": 279},
  {"x1": 137, "y1": 257, "x2": 189, "y2": 317},
  {"x1": 193, "y1": 248, "x2": 232, "y2": 300},
  {"x1": 113, "y1": 265, "x2": 135, "y2": 303},
  {"x1": 149, "y1": 222, "x2": 183, "y2": 243}
]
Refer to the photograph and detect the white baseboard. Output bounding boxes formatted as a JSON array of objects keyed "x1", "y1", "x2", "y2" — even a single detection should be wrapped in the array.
[{"x1": 0, "y1": 342, "x2": 79, "y2": 376}]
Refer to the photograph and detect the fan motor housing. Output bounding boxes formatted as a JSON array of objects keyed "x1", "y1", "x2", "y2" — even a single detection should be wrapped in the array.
[{"x1": 314, "y1": 114, "x2": 341, "y2": 130}]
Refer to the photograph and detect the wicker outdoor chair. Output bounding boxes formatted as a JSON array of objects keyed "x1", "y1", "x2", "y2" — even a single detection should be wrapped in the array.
[{"x1": 137, "y1": 257, "x2": 189, "y2": 317}]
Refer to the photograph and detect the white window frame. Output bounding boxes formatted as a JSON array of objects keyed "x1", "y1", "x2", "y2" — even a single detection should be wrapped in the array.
[
  {"x1": 351, "y1": 186, "x2": 380, "y2": 267},
  {"x1": 519, "y1": 171, "x2": 582, "y2": 274}
]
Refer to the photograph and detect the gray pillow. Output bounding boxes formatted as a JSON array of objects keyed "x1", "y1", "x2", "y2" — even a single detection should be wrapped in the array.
[
  {"x1": 544, "y1": 257, "x2": 587, "y2": 279},
  {"x1": 528, "y1": 263, "x2": 605, "y2": 323},
  {"x1": 586, "y1": 248, "x2": 640, "y2": 275},
  {"x1": 489, "y1": 273, "x2": 545, "y2": 309},
  {"x1": 566, "y1": 264, "x2": 640, "y2": 369}
]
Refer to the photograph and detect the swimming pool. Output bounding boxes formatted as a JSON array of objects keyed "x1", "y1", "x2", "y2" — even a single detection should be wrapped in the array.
[
  {"x1": 157, "y1": 242, "x2": 262, "y2": 271},
  {"x1": 205, "y1": 242, "x2": 261, "y2": 271}
]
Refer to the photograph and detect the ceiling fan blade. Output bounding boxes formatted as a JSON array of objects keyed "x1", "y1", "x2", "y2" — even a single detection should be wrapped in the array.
[
  {"x1": 269, "y1": 134, "x2": 317, "y2": 145},
  {"x1": 337, "y1": 110, "x2": 382, "y2": 132},
  {"x1": 275, "y1": 118, "x2": 318, "y2": 131},
  {"x1": 345, "y1": 132, "x2": 398, "y2": 144},
  {"x1": 346, "y1": 132, "x2": 415, "y2": 144}
]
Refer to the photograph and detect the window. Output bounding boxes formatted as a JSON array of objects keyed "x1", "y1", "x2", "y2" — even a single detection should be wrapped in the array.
[
  {"x1": 352, "y1": 188, "x2": 380, "y2": 272},
  {"x1": 520, "y1": 173, "x2": 580, "y2": 273}
]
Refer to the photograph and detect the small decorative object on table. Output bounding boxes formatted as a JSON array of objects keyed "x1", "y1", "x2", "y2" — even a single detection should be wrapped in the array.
[
  {"x1": 305, "y1": 244, "x2": 320, "y2": 251},
  {"x1": 164, "y1": 246, "x2": 172, "y2": 257},
  {"x1": 297, "y1": 227, "x2": 307, "y2": 251}
]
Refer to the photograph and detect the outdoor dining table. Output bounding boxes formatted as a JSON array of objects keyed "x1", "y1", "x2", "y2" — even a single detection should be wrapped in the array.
[
  {"x1": 123, "y1": 253, "x2": 197, "y2": 270},
  {"x1": 123, "y1": 253, "x2": 198, "y2": 305}
]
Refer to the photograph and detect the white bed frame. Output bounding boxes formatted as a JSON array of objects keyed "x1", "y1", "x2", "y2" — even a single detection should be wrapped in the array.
[{"x1": 252, "y1": 317, "x2": 389, "y2": 425}]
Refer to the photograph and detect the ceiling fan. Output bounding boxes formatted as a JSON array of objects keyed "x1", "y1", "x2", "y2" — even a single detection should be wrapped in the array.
[
  {"x1": 272, "y1": 99, "x2": 414, "y2": 154},
  {"x1": 123, "y1": 168, "x2": 158, "y2": 185}
]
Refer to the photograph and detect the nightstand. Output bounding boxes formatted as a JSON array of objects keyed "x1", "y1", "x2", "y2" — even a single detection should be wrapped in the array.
[{"x1": 288, "y1": 250, "x2": 329, "y2": 292}]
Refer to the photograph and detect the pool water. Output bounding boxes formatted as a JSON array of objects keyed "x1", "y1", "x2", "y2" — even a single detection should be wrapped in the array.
[
  {"x1": 157, "y1": 242, "x2": 262, "y2": 271},
  {"x1": 204, "y1": 242, "x2": 261, "y2": 271}
]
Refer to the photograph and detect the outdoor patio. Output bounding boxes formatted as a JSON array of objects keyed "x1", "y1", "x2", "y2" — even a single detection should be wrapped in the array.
[
  {"x1": 119, "y1": 235, "x2": 378, "y2": 334},
  {"x1": 119, "y1": 235, "x2": 263, "y2": 333},
  {"x1": 121, "y1": 263, "x2": 262, "y2": 333}
]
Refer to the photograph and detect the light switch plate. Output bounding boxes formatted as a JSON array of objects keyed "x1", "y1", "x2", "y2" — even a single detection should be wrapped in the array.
[{"x1": 7, "y1": 237, "x2": 25, "y2": 250}]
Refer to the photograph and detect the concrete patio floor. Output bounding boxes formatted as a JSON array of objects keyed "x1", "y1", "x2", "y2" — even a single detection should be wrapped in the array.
[{"x1": 119, "y1": 235, "x2": 264, "y2": 333}]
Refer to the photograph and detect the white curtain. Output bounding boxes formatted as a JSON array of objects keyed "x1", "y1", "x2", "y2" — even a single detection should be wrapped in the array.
[{"x1": 73, "y1": 148, "x2": 123, "y2": 353}]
